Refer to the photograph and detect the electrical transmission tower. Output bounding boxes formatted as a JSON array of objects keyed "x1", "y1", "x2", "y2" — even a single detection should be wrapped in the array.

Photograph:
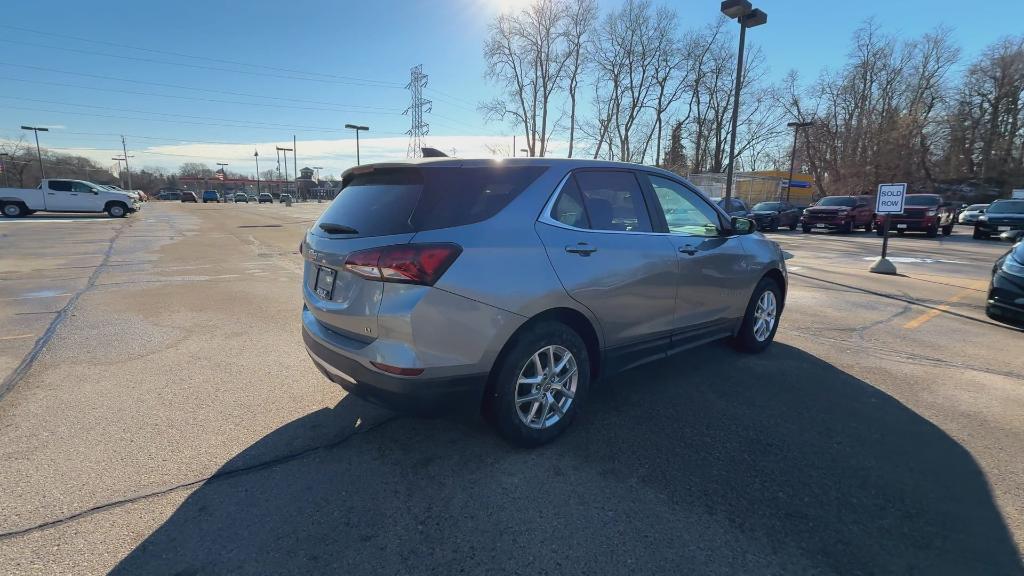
[{"x1": 404, "y1": 64, "x2": 432, "y2": 158}]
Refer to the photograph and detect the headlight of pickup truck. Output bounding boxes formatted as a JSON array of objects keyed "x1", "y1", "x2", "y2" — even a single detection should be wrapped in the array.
[
  {"x1": 1002, "y1": 256, "x2": 1024, "y2": 278},
  {"x1": 926, "y1": 209, "x2": 937, "y2": 216}
]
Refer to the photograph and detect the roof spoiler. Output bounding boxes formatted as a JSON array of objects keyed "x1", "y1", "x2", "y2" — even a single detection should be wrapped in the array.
[{"x1": 421, "y1": 147, "x2": 448, "y2": 158}]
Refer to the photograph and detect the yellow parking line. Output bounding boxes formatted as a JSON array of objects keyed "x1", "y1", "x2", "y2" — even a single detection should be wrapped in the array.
[{"x1": 902, "y1": 283, "x2": 986, "y2": 329}]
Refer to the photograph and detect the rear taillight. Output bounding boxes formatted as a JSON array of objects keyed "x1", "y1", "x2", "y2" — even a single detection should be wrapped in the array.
[{"x1": 344, "y1": 243, "x2": 462, "y2": 286}]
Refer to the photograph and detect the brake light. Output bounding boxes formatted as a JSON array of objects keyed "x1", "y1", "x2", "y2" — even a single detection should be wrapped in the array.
[
  {"x1": 344, "y1": 243, "x2": 462, "y2": 286},
  {"x1": 370, "y1": 361, "x2": 424, "y2": 376}
]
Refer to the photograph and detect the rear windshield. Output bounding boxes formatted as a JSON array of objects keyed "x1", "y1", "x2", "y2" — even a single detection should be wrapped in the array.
[
  {"x1": 316, "y1": 165, "x2": 547, "y2": 237},
  {"x1": 817, "y1": 196, "x2": 857, "y2": 207},
  {"x1": 905, "y1": 195, "x2": 941, "y2": 206},
  {"x1": 988, "y1": 200, "x2": 1024, "y2": 214}
]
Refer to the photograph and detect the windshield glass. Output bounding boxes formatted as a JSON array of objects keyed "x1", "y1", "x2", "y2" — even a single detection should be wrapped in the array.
[
  {"x1": 817, "y1": 196, "x2": 857, "y2": 207},
  {"x1": 752, "y1": 202, "x2": 782, "y2": 211},
  {"x1": 987, "y1": 200, "x2": 1024, "y2": 214},
  {"x1": 905, "y1": 195, "x2": 941, "y2": 206},
  {"x1": 966, "y1": 204, "x2": 988, "y2": 211}
]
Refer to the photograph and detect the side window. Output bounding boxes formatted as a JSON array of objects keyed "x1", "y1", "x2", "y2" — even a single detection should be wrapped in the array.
[
  {"x1": 551, "y1": 176, "x2": 590, "y2": 229},
  {"x1": 573, "y1": 171, "x2": 652, "y2": 232},
  {"x1": 72, "y1": 182, "x2": 94, "y2": 193},
  {"x1": 646, "y1": 175, "x2": 721, "y2": 237},
  {"x1": 48, "y1": 180, "x2": 72, "y2": 192}
]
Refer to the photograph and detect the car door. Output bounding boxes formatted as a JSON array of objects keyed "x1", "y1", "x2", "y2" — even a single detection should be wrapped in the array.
[
  {"x1": 535, "y1": 170, "x2": 678, "y2": 367},
  {"x1": 43, "y1": 180, "x2": 79, "y2": 211},
  {"x1": 71, "y1": 181, "x2": 103, "y2": 211},
  {"x1": 640, "y1": 173, "x2": 754, "y2": 349}
]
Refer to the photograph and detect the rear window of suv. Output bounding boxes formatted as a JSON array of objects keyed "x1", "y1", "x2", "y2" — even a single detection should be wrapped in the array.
[
  {"x1": 316, "y1": 165, "x2": 547, "y2": 237},
  {"x1": 987, "y1": 200, "x2": 1024, "y2": 214}
]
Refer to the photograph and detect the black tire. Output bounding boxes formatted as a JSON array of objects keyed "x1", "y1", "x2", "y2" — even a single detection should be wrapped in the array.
[
  {"x1": 732, "y1": 277, "x2": 783, "y2": 354},
  {"x1": 106, "y1": 202, "x2": 128, "y2": 218},
  {"x1": 876, "y1": 228, "x2": 885, "y2": 236},
  {"x1": 802, "y1": 225, "x2": 812, "y2": 233},
  {"x1": 941, "y1": 224, "x2": 953, "y2": 236},
  {"x1": 925, "y1": 225, "x2": 938, "y2": 238},
  {"x1": 973, "y1": 227, "x2": 988, "y2": 240},
  {"x1": 489, "y1": 322, "x2": 590, "y2": 447},
  {"x1": 2, "y1": 202, "x2": 27, "y2": 218},
  {"x1": 864, "y1": 219, "x2": 873, "y2": 232},
  {"x1": 789, "y1": 222, "x2": 798, "y2": 231}
]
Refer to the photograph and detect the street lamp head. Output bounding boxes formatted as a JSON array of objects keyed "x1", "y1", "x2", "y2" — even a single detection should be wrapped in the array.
[
  {"x1": 345, "y1": 124, "x2": 369, "y2": 131},
  {"x1": 787, "y1": 121, "x2": 814, "y2": 128},
  {"x1": 720, "y1": 0, "x2": 752, "y2": 19},
  {"x1": 21, "y1": 126, "x2": 49, "y2": 132},
  {"x1": 742, "y1": 8, "x2": 767, "y2": 27}
]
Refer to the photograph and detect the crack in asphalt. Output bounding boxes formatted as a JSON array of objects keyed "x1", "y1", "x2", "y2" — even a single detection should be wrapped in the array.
[
  {"x1": 0, "y1": 220, "x2": 130, "y2": 403},
  {"x1": 0, "y1": 414, "x2": 396, "y2": 541}
]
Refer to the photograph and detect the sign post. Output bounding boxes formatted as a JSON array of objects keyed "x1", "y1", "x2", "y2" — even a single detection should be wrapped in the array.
[{"x1": 870, "y1": 183, "x2": 907, "y2": 275}]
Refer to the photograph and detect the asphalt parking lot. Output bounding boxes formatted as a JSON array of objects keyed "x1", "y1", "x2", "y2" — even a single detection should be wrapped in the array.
[{"x1": 1, "y1": 202, "x2": 1022, "y2": 575}]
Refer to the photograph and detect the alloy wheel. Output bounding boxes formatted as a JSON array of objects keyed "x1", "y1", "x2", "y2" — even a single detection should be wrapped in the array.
[
  {"x1": 753, "y1": 290, "x2": 777, "y2": 342},
  {"x1": 515, "y1": 345, "x2": 578, "y2": 430}
]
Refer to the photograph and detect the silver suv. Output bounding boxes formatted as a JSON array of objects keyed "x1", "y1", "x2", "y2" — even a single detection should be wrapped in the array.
[{"x1": 301, "y1": 158, "x2": 786, "y2": 445}]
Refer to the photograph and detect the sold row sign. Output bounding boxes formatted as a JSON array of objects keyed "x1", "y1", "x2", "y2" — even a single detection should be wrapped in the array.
[{"x1": 876, "y1": 183, "x2": 907, "y2": 214}]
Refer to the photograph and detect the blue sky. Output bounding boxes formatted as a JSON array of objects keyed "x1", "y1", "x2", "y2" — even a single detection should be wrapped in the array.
[{"x1": 0, "y1": 0, "x2": 1016, "y2": 178}]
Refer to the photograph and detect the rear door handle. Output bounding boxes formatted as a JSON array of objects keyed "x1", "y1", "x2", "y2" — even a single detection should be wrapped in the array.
[
  {"x1": 678, "y1": 246, "x2": 698, "y2": 255},
  {"x1": 565, "y1": 243, "x2": 597, "y2": 256}
]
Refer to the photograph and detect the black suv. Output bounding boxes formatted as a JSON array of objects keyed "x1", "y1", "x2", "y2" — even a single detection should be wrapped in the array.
[
  {"x1": 750, "y1": 201, "x2": 802, "y2": 231},
  {"x1": 974, "y1": 199, "x2": 1024, "y2": 240}
]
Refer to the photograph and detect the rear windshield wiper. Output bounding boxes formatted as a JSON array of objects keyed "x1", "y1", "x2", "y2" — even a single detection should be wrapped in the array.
[{"x1": 318, "y1": 223, "x2": 359, "y2": 234}]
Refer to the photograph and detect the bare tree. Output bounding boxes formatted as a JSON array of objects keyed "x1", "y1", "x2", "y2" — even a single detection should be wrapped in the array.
[{"x1": 561, "y1": 0, "x2": 598, "y2": 158}]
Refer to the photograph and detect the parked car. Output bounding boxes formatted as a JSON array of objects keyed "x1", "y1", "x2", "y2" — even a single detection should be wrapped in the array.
[
  {"x1": 247, "y1": 194, "x2": 258, "y2": 202},
  {"x1": 1, "y1": 179, "x2": 141, "y2": 218},
  {"x1": 974, "y1": 199, "x2": 1024, "y2": 240},
  {"x1": 749, "y1": 201, "x2": 802, "y2": 231},
  {"x1": 202, "y1": 190, "x2": 221, "y2": 203},
  {"x1": 258, "y1": 192, "x2": 274, "y2": 204},
  {"x1": 710, "y1": 197, "x2": 752, "y2": 220},
  {"x1": 158, "y1": 192, "x2": 182, "y2": 201},
  {"x1": 986, "y1": 235, "x2": 1024, "y2": 328},
  {"x1": 180, "y1": 191, "x2": 198, "y2": 203},
  {"x1": 234, "y1": 192, "x2": 248, "y2": 203},
  {"x1": 800, "y1": 195, "x2": 874, "y2": 233},
  {"x1": 959, "y1": 204, "x2": 989, "y2": 225},
  {"x1": 301, "y1": 158, "x2": 786, "y2": 446},
  {"x1": 279, "y1": 193, "x2": 294, "y2": 203},
  {"x1": 874, "y1": 194, "x2": 955, "y2": 237}
]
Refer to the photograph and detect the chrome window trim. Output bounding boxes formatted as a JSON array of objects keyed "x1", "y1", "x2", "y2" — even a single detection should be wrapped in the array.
[{"x1": 539, "y1": 169, "x2": 729, "y2": 240}]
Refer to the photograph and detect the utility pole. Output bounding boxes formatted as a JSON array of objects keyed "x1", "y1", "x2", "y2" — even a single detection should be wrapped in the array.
[
  {"x1": 121, "y1": 135, "x2": 133, "y2": 190},
  {"x1": 292, "y1": 135, "x2": 297, "y2": 193},
  {"x1": 21, "y1": 125, "x2": 49, "y2": 180},
  {"x1": 276, "y1": 146, "x2": 292, "y2": 192},
  {"x1": 217, "y1": 163, "x2": 229, "y2": 195},
  {"x1": 784, "y1": 121, "x2": 813, "y2": 202}
]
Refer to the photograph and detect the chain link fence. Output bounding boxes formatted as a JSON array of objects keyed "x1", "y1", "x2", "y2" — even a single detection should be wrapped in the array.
[{"x1": 686, "y1": 172, "x2": 817, "y2": 206}]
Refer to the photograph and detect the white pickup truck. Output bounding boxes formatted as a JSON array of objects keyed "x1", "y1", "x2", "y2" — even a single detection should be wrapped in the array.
[{"x1": 0, "y1": 179, "x2": 142, "y2": 218}]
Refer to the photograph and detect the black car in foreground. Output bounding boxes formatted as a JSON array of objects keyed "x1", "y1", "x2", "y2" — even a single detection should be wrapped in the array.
[
  {"x1": 974, "y1": 199, "x2": 1024, "y2": 239},
  {"x1": 749, "y1": 201, "x2": 802, "y2": 231},
  {"x1": 987, "y1": 237, "x2": 1024, "y2": 329}
]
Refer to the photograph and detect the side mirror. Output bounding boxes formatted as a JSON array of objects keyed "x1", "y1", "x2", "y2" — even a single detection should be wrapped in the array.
[{"x1": 731, "y1": 216, "x2": 756, "y2": 235}]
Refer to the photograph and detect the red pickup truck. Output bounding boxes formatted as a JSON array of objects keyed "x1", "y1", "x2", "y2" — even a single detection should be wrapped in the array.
[
  {"x1": 800, "y1": 195, "x2": 875, "y2": 233},
  {"x1": 874, "y1": 194, "x2": 955, "y2": 237}
]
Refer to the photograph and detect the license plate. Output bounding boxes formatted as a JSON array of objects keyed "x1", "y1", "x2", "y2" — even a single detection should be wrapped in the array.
[
  {"x1": 998, "y1": 226, "x2": 1011, "y2": 231},
  {"x1": 815, "y1": 223, "x2": 826, "y2": 228},
  {"x1": 315, "y1": 266, "x2": 336, "y2": 300},
  {"x1": 896, "y1": 224, "x2": 908, "y2": 229}
]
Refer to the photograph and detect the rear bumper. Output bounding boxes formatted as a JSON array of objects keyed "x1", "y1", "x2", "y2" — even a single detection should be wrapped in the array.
[
  {"x1": 876, "y1": 218, "x2": 936, "y2": 231},
  {"x1": 976, "y1": 221, "x2": 1024, "y2": 234},
  {"x1": 302, "y1": 312, "x2": 488, "y2": 414}
]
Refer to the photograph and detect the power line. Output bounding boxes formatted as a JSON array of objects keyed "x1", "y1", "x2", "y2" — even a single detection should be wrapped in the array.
[
  {"x1": 0, "y1": 76, "x2": 402, "y2": 115},
  {"x1": 0, "y1": 38, "x2": 404, "y2": 89},
  {"x1": 0, "y1": 24, "x2": 406, "y2": 87},
  {"x1": 0, "y1": 63, "x2": 397, "y2": 110}
]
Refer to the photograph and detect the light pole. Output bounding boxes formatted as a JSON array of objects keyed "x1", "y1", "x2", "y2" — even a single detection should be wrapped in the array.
[
  {"x1": 217, "y1": 163, "x2": 229, "y2": 196},
  {"x1": 120, "y1": 135, "x2": 133, "y2": 190},
  {"x1": 21, "y1": 125, "x2": 49, "y2": 180},
  {"x1": 111, "y1": 156, "x2": 133, "y2": 187},
  {"x1": 344, "y1": 124, "x2": 369, "y2": 165},
  {"x1": 784, "y1": 121, "x2": 813, "y2": 202},
  {"x1": 254, "y1": 149, "x2": 261, "y2": 196},
  {"x1": 720, "y1": 1, "x2": 767, "y2": 200},
  {"x1": 0, "y1": 152, "x2": 10, "y2": 187}
]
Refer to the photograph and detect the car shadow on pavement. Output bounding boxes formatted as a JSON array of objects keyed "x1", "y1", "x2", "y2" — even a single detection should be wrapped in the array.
[{"x1": 111, "y1": 342, "x2": 1022, "y2": 575}]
